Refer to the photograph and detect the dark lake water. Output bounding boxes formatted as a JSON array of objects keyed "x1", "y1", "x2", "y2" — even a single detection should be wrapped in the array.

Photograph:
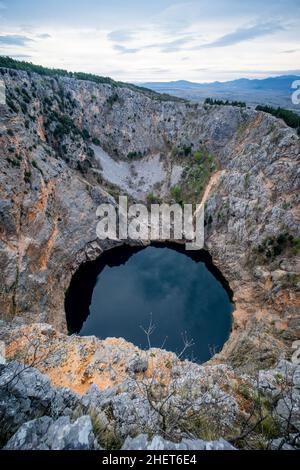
[{"x1": 66, "y1": 244, "x2": 233, "y2": 362}]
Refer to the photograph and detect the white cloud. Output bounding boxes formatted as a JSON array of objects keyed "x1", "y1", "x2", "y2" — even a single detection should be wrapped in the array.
[
  {"x1": 0, "y1": 1, "x2": 299, "y2": 82},
  {"x1": 108, "y1": 30, "x2": 136, "y2": 43},
  {"x1": 0, "y1": 34, "x2": 33, "y2": 46},
  {"x1": 197, "y1": 22, "x2": 284, "y2": 48}
]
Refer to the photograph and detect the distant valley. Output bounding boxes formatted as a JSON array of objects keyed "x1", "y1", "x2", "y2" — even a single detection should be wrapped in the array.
[{"x1": 141, "y1": 75, "x2": 300, "y2": 112}]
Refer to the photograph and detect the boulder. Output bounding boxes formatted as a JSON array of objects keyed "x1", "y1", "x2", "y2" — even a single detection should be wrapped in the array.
[
  {"x1": 122, "y1": 434, "x2": 236, "y2": 450},
  {"x1": 4, "y1": 415, "x2": 99, "y2": 450},
  {"x1": 0, "y1": 361, "x2": 81, "y2": 442},
  {"x1": 0, "y1": 361, "x2": 55, "y2": 437},
  {"x1": 126, "y1": 356, "x2": 148, "y2": 374}
]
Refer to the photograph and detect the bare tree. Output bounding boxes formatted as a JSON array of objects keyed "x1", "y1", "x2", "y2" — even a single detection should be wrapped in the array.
[{"x1": 134, "y1": 316, "x2": 230, "y2": 441}]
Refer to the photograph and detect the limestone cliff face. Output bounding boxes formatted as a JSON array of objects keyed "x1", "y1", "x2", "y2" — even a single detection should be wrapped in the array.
[{"x1": 0, "y1": 67, "x2": 299, "y2": 368}]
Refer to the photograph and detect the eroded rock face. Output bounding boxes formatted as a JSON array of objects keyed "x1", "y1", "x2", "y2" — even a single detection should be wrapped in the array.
[{"x1": 0, "y1": 67, "x2": 299, "y2": 377}]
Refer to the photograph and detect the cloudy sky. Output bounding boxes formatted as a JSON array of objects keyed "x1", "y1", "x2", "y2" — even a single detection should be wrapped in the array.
[{"x1": 0, "y1": 0, "x2": 299, "y2": 82}]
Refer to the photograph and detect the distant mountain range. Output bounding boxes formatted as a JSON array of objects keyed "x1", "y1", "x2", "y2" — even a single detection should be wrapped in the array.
[{"x1": 141, "y1": 75, "x2": 300, "y2": 111}]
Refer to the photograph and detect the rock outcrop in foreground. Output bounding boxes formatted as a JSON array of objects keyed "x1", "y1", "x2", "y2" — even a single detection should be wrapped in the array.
[
  {"x1": 1, "y1": 321, "x2": 300, "y2": 450},
  {"x1": 0, "y1": 62, "x2": 299, "y2": 449}
]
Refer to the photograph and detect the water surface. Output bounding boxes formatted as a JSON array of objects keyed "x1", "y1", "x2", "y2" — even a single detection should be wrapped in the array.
[{"x1": 66, "y1": 244, "x2": 233, "y2": 362}]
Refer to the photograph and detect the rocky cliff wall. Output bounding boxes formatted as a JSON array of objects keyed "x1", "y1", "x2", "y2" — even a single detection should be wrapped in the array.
[{"x1": 0, "y1": 67, "x2": 299, "y2": 369}]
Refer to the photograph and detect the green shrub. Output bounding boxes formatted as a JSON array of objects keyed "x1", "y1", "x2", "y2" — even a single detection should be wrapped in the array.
[
  {"x1": 127, "y1": 151, "x2": 142, "y2": 159},
  {"x1": 146, "y1": 192, "x2": 161, "y2": 205},
  {"x1": 170, "y1": 185, "x2": 182, "y2": 203},
  {"x1": 53, "y1": 114, "x2": 79, "y2": 138},
  {"x1": 194, "y1": 151, "x2": 202, "y2": 162},
  {"x1": 20, "y1": 102, "x2": 27, "y2": 114},
  {"x1": 184, "y1": 414, "x2": 220, "y2": 441},
  {"x1": 260, "y1": 414, "x2": 280, "y2": 440},
  {"x1": 183, "y1": 145, "x2": 192, "y2": 156},
  {"x1": 92, "y1": 137, "x2": 101, "y2": 146},
  {"x1": 43, "y1": 96, "x2": 52, "y2": 107},
  {"x1": 6, "y1": 98, "x2": 18, "y2": 113},
  {"x1": 256, "y1": 232, "x2": 299, "y2": 261},
  {"x1": 244, "y1": 173, "x2": 250, "y2": 189},
  {"x1": 179, "y1": 151, "x2": 215, "y2": 205},
  {"x1": 106, "y1": 93, "x2": 119, "y2": 107},
  {"x1": 82, "y1": 128, "x2": 90, "y2": 140},
  {"x1": 291, "y1": 236, "x2": 300, "y2": 254},
  {"x1": 6, "y1": 157, "x2": 20, "y2": 168},
  {"x1": 87, "y1": 147, "x2": 95, "y2": 158},
  {"x1": 89, "y1": 409, "x2": 122, "y2": 450},
  {"x1": 281, "y1": 273, "x2": 300, "y2": 289},
  {"x1": 205, "y1": 97, "x2": 246, "y2": 108},
  {"x1": 24, "y1": 171, "x2": 32, "y2": 183}
]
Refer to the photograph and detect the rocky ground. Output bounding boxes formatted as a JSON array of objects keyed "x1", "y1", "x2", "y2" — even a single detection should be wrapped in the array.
[
  {"x1": 1, "y1": 321, "x2": 300, "y2": 450},
  {"x1": 0, "y1": 64, "x2": 299, "y2": 449},
  {"x1": 92, "y1": 145, "x2": 183, "y2": 201}
]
